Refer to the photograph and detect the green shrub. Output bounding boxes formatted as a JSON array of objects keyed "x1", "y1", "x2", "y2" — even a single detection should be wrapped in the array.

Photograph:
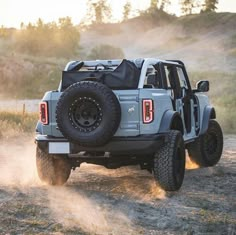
[
  {"x1": 13, "y1": 17, "x2": 80, "y2": 58},
  {"x1": 88, "y1": 44, "x2": 125, "y2": 60}
]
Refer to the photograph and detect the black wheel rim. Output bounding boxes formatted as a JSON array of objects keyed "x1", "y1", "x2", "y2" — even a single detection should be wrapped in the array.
[
  {"x1": 204, "y1": 132, "x2": 218, "y2": 156},
  {"x1": 69, "y1": 97, "x2": 102, "y2": 132}
]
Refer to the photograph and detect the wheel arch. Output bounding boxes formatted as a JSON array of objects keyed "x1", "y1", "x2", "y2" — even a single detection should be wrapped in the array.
[
  {"x1": 159, "y1": 110, "x2": 184, "y2": 135},
  {"x1": 199, "y1": 106, "x2": 216, "y2": 135}
]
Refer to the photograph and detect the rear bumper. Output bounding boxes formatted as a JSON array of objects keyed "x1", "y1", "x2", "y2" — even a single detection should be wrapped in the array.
[{"x1": 35, "y1": 134, "x2": 167, "y2": 155}]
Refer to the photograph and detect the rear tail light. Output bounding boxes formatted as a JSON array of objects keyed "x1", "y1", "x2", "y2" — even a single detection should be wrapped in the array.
[
  {"x1": 39, "y1": 101, "x2": 48, "y2": 125},
  {"x1": 142, "y1": 99, "x2": 154, "y2": 124}
]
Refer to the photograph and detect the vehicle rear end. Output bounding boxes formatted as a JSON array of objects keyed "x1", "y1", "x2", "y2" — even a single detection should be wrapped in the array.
[
  {"x1": 36, "y1": 59, "x2": 171, "y2": 156},
  {"x1": 37, "y1": 88, "x2": 170, "y2": 156}
]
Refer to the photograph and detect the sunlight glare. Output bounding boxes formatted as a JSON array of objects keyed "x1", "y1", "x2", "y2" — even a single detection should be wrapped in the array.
[{"x1": 0, "y1": 0, "x2": 235, "y2": 28}]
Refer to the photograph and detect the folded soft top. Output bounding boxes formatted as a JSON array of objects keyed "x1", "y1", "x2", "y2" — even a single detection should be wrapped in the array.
[{"x1": 61, "y1": 59, "x2": 141, "y2": 90}]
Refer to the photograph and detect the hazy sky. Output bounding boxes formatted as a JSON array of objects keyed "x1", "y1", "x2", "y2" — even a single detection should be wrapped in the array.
[{"x1": 1, "y1": 0, "x2": 236, "y2": 28}]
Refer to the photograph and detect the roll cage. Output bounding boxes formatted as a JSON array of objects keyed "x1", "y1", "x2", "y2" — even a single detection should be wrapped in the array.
[{"x1": 59, "y1": 58, "x2": 193, "y2": 93}]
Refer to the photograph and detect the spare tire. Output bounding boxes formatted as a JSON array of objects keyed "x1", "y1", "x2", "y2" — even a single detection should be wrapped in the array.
[{"x1": 56, "y1": 81, "x2": 121, "y2": 147}]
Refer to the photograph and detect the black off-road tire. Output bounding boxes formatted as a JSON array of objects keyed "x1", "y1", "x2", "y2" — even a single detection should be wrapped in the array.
[
  {"x1": 187, "y1": 120, "x2": 223, "y2": 167},
  {"x1": 153, "y1": 130, "x2": 185, "y2": 191},
  {"x1": 56, "y1": 81, "x2": 121, "y2": 147},
  {"x1": 36, "y1": 146, "x2": 71, "y2": 185}
]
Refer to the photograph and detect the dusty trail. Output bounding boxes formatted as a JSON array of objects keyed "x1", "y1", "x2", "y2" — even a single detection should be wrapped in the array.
[{"x1": 0, "y1": 135, "x2": 235, "y2": 234}]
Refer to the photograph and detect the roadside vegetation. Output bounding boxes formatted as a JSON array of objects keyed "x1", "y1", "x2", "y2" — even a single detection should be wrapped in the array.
[
  {"x1": 0, "y1": 111, "x2": 38, "y2": 139},
  {"x1": 189, "y1": 71, "x2": 236, "y2": 134},
  {"x1": 88, "y1": 44, "x2": 125, "y2": 60}
]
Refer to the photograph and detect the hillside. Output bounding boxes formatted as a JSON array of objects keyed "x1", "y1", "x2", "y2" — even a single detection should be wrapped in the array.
[
  {"x1": 0, "y1": 12, "x2": 235, "y2": 133},
  {"x1": 80, "y1": 12, "x2": 236, "y2": 72}
]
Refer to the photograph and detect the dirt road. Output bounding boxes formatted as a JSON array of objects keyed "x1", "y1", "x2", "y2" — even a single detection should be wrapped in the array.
[{"x1": 0, "y1": 135, "x2": 235, "y2": 235}]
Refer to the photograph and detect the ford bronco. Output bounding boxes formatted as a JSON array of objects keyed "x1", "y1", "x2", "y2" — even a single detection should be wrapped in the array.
[{"x1": 35, "y1": 58, "x2": 223, "y2": 191}]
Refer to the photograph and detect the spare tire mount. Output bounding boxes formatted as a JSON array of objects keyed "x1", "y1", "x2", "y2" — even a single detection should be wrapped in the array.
[{"x1": 56, "y1": 81, "x2": 121, "y2": 147}]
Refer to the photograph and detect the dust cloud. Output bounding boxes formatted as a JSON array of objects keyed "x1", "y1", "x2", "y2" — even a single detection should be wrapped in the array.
[
  {"x1": 0, "y1": 138, "x2": 40, "y2": 186},
  {"x1": 76, "y1": 164, "x2": 166, "y2": 201},
  {"x1": 47, "y1": 164, "x2": 166, "y2": 234},
  {"x1": 46, "y1": 157, "x2": 198, "y2": 235},
  {"x1": 0, "y1": 138, "x2": 135, "y2": 234},
  {"x1": 45, "y1": 165, "x2": 166, "y2": 234},
  {"x1": 48, "y1": 187, "x2": 134, "y2": 235}
]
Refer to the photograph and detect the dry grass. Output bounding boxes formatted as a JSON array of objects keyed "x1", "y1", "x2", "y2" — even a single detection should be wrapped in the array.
[
  {"x1": 0, "y1": 111, "x2": 38, "y2": 139},
  {"x1": 189, "y1": 71, "x2": 236, "y2": 134}
]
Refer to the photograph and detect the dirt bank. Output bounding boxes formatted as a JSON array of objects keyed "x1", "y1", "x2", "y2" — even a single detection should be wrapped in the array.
[{"x1": 0, "y1": 135, "x2": 235, "y2": 234}]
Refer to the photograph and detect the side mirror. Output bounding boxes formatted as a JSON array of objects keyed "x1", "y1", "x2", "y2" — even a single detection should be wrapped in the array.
[{"x1": 196, "y1": 80, "x2": 209, "y2": 92}]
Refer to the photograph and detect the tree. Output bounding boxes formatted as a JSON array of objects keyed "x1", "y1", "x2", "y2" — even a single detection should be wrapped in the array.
[
  {"x1": 123, "y1": 1, "x2": 132, "y2": 21},
  {"x1": 58, "y1": 17, "x2": 80, "y2": 56},
  {"x1": 0, "y1": 26, "x2": 12, "y2": 39},
  {"x1": 14, "y1": 17, "x2": 80, "y2": 57},
  {"x1": 88, "y1": 44, "x2": 125, "y2": 60},
  {"x1": 180, "y1": 0, "x2": 199, "y2": 15},
  {"x1": 160, "y1": 0, "x2": 171, "y2": 11},
  {"x1": 20, "y1": 22, "x2": 25, "y2": 29},
  {"x1": 203, "y1": 0, "x2": 218, "y2": 12},
  {"x1": 150, "y1": 0, "x2": 159, "y2": 10},
  {"x1": 84, "y1": 0, "x2": 112, "y2": 24}
]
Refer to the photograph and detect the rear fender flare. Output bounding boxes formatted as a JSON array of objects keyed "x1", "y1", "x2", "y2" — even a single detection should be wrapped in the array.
[
  {"x1": 200, "y1": 106, "x2": 216, "y2": 135},
  {"x1": 159, "y1": 110, "x2": 184, "y2": 135}
]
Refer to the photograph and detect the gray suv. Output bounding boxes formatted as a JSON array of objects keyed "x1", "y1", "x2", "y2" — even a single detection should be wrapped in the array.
[{"x1": 35, "y1": 58, "x2": 223, "y2": 191}]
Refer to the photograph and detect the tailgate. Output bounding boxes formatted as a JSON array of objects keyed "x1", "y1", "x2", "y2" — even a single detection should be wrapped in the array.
[{"x1": 113, "y1": 90, "x2": 140, "y2": 137}]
